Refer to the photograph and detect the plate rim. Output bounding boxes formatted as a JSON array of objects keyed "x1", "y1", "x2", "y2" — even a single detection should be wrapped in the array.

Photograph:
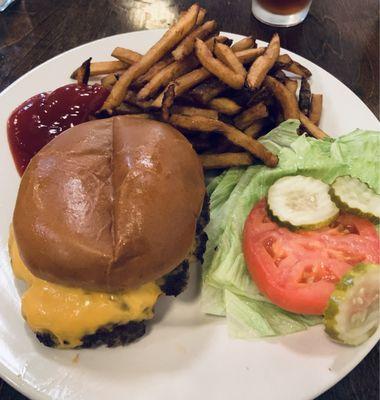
[{"x1": 0, "y1": 29, "x2": 378, "y2": 400}]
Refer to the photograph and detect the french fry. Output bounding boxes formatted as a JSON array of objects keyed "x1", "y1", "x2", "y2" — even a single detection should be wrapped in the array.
[
  {"x1": 171, "y1": 105, "x2": 219, "y2": 119},
  {"x1": 200, "y1": 152, "x2": 254, "y2": 169},
  {"x1": 111, "y1": 47, "x2": 142, "y2": 64},
  {"x1": 137, "y1": 55, "x2": 199, "y2": 100},
  {"x1": 275, "y1": 54, "x2": 312, "y2": 78},
  {"x1": 196, "y1": 7, "x2": 207, "y2": 25},
  {"x1": 172, "y1": 20, "x2": 218, "y2": 61},
  {"x1": 124, "y1": 91, "x2": 153, "y2": 109},
  {"x1": 236, "y1": 47, "x2": 266, "y2": 64},
  {"x1": 114, "y1": 102, "x2": 143, "y2": 115},
  {"x1": 220, "y1": 122, "x2": 278, "y2": 167},
  {"x1": 209, "y1": 97, "x2": 242, "y2": 115},
  {"x1": 284, "y1": 79, "x2": 298, "y2": 96},
  {"x1": 133, "y1": 56, "x2": 173, "y2": 88},
  {"x1": 76, "y1": 58, "x2": 91, "y2": 85},
  {"x1": 246, "y1": 33, "x2": 280, "y2": 90},
  {"x1": 214, "y1": 35, "x2": 232, "y2": 45},
  {"x1": 152, "y1": 47, "x2": 266, "y2": 108},
  {"x1": 287, "y1": 60, "x2": 312, "y2": 78},
  {"x1": 100, "y1": 3, "x2": 200, "y2": 112},
  {"x1": 124, "y1": 113, "x2": 152, "y2": 119},
  {"x1": 264, "y1": 76, "x2": 299, "y2": 120},
  {"x1": 152, "y1": 66, "x2": 211, "y2": 108},
  {"x1": 299, "y1": 78, "x2": 312, "y2": 116},
  {"x1": 188, "y1": 78, "x2": 228, "y2": 104},
  {"x1": 300, "y1": 112, "x2": 329, "y2": 139},
  {"x1": 194, "y1": 38, "x2": 245, "y2": 89},
  {"x1": 154, "y1": 47, "x2": 266, "y2": 107},
  {"x1": 101, "y1": 73, "x2": 119, "y2": 90},
  {"x1": 231, "y1": 36, "x2": 256, "y2": 52},
  {"x1": 214, "y1": 42, "x2": 247, "y2": 79},
  {"x1": 169, "y1": 114, "x2": 278, "y2": 167},
  {"x1": 71, "y1": 60, "x2": 127, "y2": 79},
  {"x1": 161, "y1": 84, "x2": 176, "y2": 121},
  {"x1": 230, "y1": 86, "x2": 272, "y2": 108},
  {"x1": 234, "y1": 102, "x2": 268, "y2": 130},
  {"x1": 309, "y1": 94, "x2": 323, "y2": 126},
  {"x1": 275, "y1": 54, "x2": 292, "y2": 68},
  {"x1": 137, "y1": 35, "x2": 220, "y2": 100},
  {"x1": 271, "y1": 69, "x2": 287, "y2": 83},
  {"x1": 244, "y1": 119, "x2": 267, "y2": 138}
]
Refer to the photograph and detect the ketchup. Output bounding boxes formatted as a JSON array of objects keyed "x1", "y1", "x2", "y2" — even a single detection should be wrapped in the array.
[{"x1": 7, "y1": 83, "x2": 109, "y2": 175}]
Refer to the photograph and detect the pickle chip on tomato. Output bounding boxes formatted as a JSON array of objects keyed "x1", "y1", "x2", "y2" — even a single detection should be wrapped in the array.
[{"x1": 324, "y1": 263, "x2": 380, "y2": 346}]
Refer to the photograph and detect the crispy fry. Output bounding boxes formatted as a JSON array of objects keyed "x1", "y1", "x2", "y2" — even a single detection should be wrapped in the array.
[
  {"x1": 299, "y1": 78, "x2": 312, "y2": 116},
  {"x1": 209, "y1": 97, "x2": 242, "y2": 115},
  {"x1": 220, "y1": 123, "x2": 277, "y2": 167},
  {"x1": 231, "y1": 36, "x2": 256, "y2": 52},
  {"x1": 161, "y1": 84, "x2": 176, "y2": 121},
  {"x1": 276, "y1": 54, "x2": 292, "y2": 68},
  {"x1": 234, "y1": 102, "x2": 268, "y2": 130},
  {"x1": 100, "y1": 3, "x2": 200, "y2": 112},
  {"x1": 188, "y1": 78, "x2": 228, "y2": 104},
  {"x1": 264, "y1": 75, "x2": 299, "y2": 120},
  {"x1": 111, "y1": 47, "x2": 142, "y2": 64},
  {"x1": 284, "y1": 79, "x2": 298, "y2": 96},
  {"x1": 271, "y1": 69, "x2": 287, "y2": 83},
  {"x1": 246, "y1": 33, "x2": 280, "y2": 90},
  {"x1": 138, "y1": 35, "x2": 221, "y2": 100},
  {"x1": 101, "y1": 73, "x2": 119, "y2": 90},
  {"x1": 214, "y1": 42, "x2": 247, "y2": 78},
  {"x1": 152, "y1": 48, "x2": 265, "y2": 108},
  {"x1": 133, "y1": 56, "x2": 173, "y2": 87},
  {"x1": 200, "y1": 152, "x2": 254, "y2": 169},
  {"x1": 152, "y1": 66, "x2": 211, "y2": 108},
  {"x1": 137, "y1": 55, "x2": 199, "y2": 100},
  {"x1": 169, "y1": 114, "x2": 278, "y2": 167},
  {"x1": 76, "y1": 58, "x2": 91, "y2": 85},
  {"x1": 276, "y1": 54, "x2": 312, "y2": 78},
  {"x1": 171, "y1": 105, "x2": 218, "y2": 119},
  {"x1": 172, "y1": 20, "x2": 218, "y2": 61},
  {"x1": 114, "y1": 102, "x2": 142, "y2": 115},
  {"x1": 124, "y1": 91, "x2": 153, "y2": 109},
  {"x1": 287, "y1": 60, "x2": 312, "y2": 78},
  {"x1": 309, "y1": 94, "x2": 323, "y2": 126},
  {"x1": 229, "y1": 86, "x2": 271, "y2": 108},
  {"x1": 214, "y1": 35, "x2": 231, "y2": 45},
  {"x1": 194, "y1": 38, "x2": 245, "y2": 89},
  {"x1": 244, "y1": 119, "x2": 267, "y2": 138},
  {"x1": 71, "y1": 60, "x2": 127, "y2": 79},
  {"x1": 236, "y1": 47, "x2": 266, "y2": 64},
  {"x1": 300, "y1": 112, "x2": 329, "y2": 139},
  {"x1": 196, "y1": 7, "x2": 207, "y2": 25},
  {"x1": 124, "y1": 113, "x2": 152, "y2": 119}
]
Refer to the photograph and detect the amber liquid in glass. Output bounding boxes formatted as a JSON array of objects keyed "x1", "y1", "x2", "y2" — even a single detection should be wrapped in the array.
[{"x1": 257, "y1": 0, "x2": 310, "y2": 15}]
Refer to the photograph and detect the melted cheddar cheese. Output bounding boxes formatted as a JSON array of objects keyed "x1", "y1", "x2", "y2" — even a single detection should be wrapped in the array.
[{"x1": 9, "y1": 229, "x2": 161, "y2": 348}]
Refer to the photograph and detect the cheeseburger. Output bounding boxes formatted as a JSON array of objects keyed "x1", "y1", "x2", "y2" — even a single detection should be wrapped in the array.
[{"x1": 9, "y1": 116, "x2": 207, "y2": 349}]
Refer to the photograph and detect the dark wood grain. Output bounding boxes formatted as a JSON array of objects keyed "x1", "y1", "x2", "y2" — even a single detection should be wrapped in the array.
[{"x1": 0, "y1": 1, "x2": 379, "y2": 399}]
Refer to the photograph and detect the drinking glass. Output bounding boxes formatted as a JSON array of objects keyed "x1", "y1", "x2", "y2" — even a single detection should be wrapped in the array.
[
  {"x1": 252, "y1": 0, "x2": 312, "y2": 27},
  {"x1": 0, "y1": 0, "x2": 15, "y2": 12}
]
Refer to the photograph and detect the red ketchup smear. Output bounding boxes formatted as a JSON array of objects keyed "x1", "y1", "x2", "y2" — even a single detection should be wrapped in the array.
[{"x1": 7, "y1": 83, "x2": 109, "y2": 175}]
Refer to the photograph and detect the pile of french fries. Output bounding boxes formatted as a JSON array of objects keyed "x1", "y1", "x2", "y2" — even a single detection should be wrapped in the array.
[{"x1": 72, "y1": 3, "x2": 328, "y2": 169}]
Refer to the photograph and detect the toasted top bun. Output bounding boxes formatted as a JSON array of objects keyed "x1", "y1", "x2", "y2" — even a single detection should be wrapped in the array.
[{"x1": 13, "y1": 117, "x2": 205, "y2": 292}]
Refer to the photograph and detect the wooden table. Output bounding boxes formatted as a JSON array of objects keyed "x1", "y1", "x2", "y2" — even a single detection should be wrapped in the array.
[{"x1": 0, "y1": 1, "x2": 378, "y2": 399}]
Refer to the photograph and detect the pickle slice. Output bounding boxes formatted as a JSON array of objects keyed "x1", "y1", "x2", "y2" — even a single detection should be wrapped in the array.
[
  {"x1": 267, "y1": 175, "x2": 339, "y2": 229},
  {"x1": 324, "y1": 263, "x2": 380, "y2": 346},
  {"x1": 330, "y1": 176, "x2": 380, "y2": 223}
]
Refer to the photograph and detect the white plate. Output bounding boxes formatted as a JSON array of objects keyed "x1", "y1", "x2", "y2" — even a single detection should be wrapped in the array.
[{"x1": 0, "y1": 30, "x2": 379, "y2": 400}]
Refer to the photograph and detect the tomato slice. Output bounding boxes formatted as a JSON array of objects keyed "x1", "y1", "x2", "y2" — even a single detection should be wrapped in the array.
[{"x1": 243, "y1": 199, "x2": 380, "y2": 315}]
